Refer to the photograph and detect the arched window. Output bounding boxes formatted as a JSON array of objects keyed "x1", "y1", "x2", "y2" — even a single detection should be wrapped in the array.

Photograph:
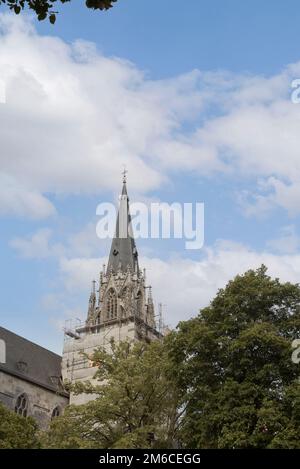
[
  {"x1": 106, "y1": 289, "x2": 117, "y2": 320},
  {"x1": 14, "y1": 393, "x2": 28, "y2": 417},
  {"x1": 51, "y1": 406, "x2": 61, "y2": 420}
]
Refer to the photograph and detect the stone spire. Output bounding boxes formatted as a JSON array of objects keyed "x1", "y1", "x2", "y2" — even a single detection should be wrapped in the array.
[
  {"x1": 87, "y1": 280, "x2": 96, "y2": 321},
  {"x1": 107, "y1": 172, "x2": 139, "y2": 275}
]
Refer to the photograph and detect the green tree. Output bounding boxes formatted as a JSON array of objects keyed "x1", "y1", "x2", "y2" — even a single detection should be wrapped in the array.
[
  {"x1": 0, "y1": 402, "x2": 40, "y2": 448},
  {"x1": 0, "y1": 1, "x2": 118, "y2": 24},
  {"x1": 167, "y1": 265, "x2": 300, "y2": 448},
  {"x1": 44, "y1": 339, "x2": 180, "y2": 448}
]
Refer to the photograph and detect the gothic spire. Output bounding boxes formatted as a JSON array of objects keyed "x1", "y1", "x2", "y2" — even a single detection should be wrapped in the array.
[{"x1": 107, "y1": 172, "x2": 139, "y2": 274}]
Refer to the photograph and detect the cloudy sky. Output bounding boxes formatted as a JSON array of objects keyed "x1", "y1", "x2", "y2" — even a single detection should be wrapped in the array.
[{"x1": 1, "y1": 1, "x2": 300, "y2": 353}]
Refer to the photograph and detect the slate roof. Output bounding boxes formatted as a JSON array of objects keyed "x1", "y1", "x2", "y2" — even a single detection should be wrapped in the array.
[
  {"x1": 107, "y1": 179, "x2": 139, "y2": 274},
  {"x1": 0, "y1": 326, "x2": 68, "y2": 396}
]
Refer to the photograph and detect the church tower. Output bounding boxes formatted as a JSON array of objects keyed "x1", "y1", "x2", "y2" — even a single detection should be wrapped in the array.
[{"x1": 62, "y1": 174, "x2": 161, "y2": 405}]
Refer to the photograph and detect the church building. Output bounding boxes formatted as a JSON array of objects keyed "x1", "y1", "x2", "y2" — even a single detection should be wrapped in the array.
[
  {"x1": 62, "y1": 174, "x2": 162, "y2": 405},
  {"x1": 0, "y1": 175, "x2": 162, "y2": 422},
  {"x1": 0, "y1": 326, "x2": 69, "y2": 429}
]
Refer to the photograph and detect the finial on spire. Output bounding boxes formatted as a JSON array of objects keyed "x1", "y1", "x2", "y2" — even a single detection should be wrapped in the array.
[
  {"x1": 92, "y1": 279, "x2": 96, "y2": 295},
  {"x1": 122, "y1": 165, "x2": 128, "y2": 184}
]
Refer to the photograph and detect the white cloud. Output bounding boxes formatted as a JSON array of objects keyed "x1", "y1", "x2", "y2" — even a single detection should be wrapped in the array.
[
  {"x1": 0, "y1": 174, "x2": 56, "y2": 219},
  {"x1": 59, "y1": 256, "x2": 102, "y2": 292},
  {"x1": 265, "y1": 178, "x2": 300, "y2": 216},
  {"x1": 56, "y1": 240, "x2": 300, "y2": 327},
  {"x1": 10, "y1": 228, "x2": 63, "y2": 258},
  {"x1": 267, "y1": 225, "x2": 300, "y2": 254},
  {"x1": 0, "y1": 13, "x2": 203, "y2": 213},
  {"x1": 40, "y1": 292, "x2": 88, "y2": 337},
  {"x1": 1, "y1": 14, "x2": 300, "y2": 218},
  {"x1": 67, "y1": 222, "x2": 104, "y2": 258},
  {"x1": 152, "y1": 68, "x2": 300, "y2": 215},
  {"x1": 12, "y1": 223, "x2": 300, "y2": 327},
  {"x1": 10, "y1": 221, "x2": 105, "y2": 259},
  {"x1": 144, "y1": 241, "x2": 300, "y2": 325}
]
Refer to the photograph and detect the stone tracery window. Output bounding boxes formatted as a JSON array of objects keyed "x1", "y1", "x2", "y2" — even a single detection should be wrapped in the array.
[
  {"x1": 51, "y1": 406, "x2": 61, "y2": 420},
  {"x1": 14, "y1": 393, "x2": 28, "y2": 417},
  {"x1": 106, "y1": 289, "x2": 117, "y2": 320}
]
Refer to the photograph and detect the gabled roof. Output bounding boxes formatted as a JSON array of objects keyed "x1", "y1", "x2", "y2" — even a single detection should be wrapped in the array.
[
  {"x1": 107, "y1": 179, "x2": 139, "y2": 274},
  {"x1": 0, "y1": 326, "x2": 68, "y2": 396}
]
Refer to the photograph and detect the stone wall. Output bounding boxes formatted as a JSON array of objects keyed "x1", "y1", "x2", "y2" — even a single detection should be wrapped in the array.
[
  {"x1": 62, "y1": 318, "x2": 161, "y2": 405},
  {"x1": 62, "y1": 321, "x2": 136, "y2": 405},
  {"x1": 0, "y1": 371, "x2": 69, "y2": 429}
]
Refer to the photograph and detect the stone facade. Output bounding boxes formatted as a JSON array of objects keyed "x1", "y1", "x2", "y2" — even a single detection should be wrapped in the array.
[
  {"x1": 0, "y1": 326, "x2": 69, "y2": 429},
  {"x1": 62, "y1": 279, "x2": 160, "y2": 405},
  {"x1": 0, "y1": 371, "x2": 68, "y2": 429}
]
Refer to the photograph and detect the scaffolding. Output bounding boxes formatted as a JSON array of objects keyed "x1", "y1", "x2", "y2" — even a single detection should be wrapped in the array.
[
  {"x1": 63, "y1": 316, "x2": 125, "y2": 382},
  {"x1": 156, "y1": 303, "x2": 169, "y2": 336},
  {"x1": 63, "y1": 300, "x2": 168, "y2": 383}
]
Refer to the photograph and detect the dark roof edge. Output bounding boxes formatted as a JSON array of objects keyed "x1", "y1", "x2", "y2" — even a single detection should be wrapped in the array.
[{"x1": 0, "y1": 326, "x2": 62, "y2": 359}]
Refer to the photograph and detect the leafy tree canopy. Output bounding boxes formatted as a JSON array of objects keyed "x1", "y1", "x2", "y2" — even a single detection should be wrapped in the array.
[
  {"x1": 167, "y1": 265, "x2": 300, "y2": 448},
  {"x1": 0, "y1": 403, "x2": 40, "y2": 448},
  {"x1": 44, "y1": 339, "x2": 180, "y2": 449},
  {"x1": 0, "y1": 1, "x2": 118, "y2": 24},
  {"x1": 33, "y1": 265, "x2": 300, "y2": 449}
]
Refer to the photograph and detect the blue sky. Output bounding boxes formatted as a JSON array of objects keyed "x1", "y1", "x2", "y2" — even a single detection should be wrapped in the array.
[
  {"x1": 36, "y1": 0, "x2": 300, "y2": 77},
  {"x1": 1, "y1": 1, "x2": 300, "y2": 353}
]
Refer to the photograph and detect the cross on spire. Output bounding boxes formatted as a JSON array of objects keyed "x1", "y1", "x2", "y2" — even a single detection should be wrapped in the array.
[{"x1": 122, "y1": 166, "x2": 128, "y2": 184}]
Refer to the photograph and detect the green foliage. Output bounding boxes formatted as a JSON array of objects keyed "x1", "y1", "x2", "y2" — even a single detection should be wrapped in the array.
[
  {"x1": 0, "y1": 402, "x2": 40, "y2": 448},
  {"x1": 0, "y1": 1, "x2": 118, "y2": 23},
  {"x1": 44, "y1": 265, "x2": 300, "y2": 449},
  {"x1": 44, "y1": 339, "x2": 179, "y2": 448},
  {"x1": 167, "y1": 265, "x2": 300, "y2": 448}
]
